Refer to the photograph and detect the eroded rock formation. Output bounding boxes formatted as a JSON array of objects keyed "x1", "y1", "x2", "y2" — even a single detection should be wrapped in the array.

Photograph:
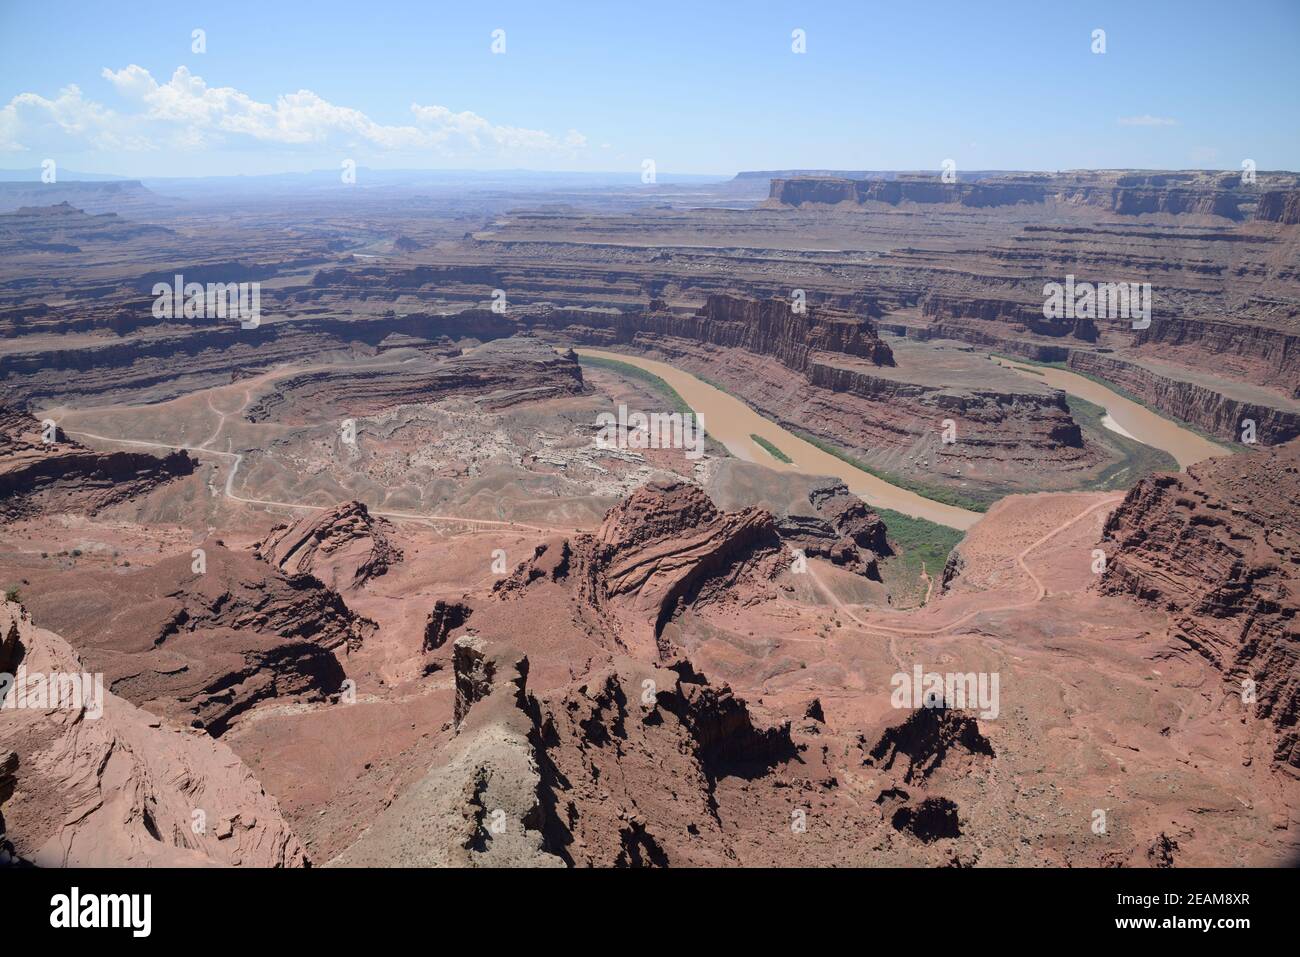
[
  {"x1": 1097, "y1": 441, "x2": 1300, "y2": 767},
  {"x1": 0, "y1": 404, "x2": 195, "y2": 521},
  {"x1": 776, "y1": 478, "x2": 890, "y2": 578},
  {"x1": 495, "y1": 480, "x2": 783, "y2": 657},
  {"x1": 0, "y1": 599, "x2": 308, "y2": 866},
  {"x1": 255, "y1": 500, "x2": 402, "y2": 590},
  {"x1": 15, "y1": 544, "x2": 369, "y2": 735}
]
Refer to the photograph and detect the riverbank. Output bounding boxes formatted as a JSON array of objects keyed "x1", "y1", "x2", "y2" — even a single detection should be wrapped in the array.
[{"x1": 576, "y1": 348, "x2": 982, "y2": 530}]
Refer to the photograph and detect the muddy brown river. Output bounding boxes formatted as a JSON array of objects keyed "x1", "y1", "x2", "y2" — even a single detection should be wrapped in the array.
[
  {"x1": 578, "y1": 349, "x2": 1229, "y2": 532},
  {"x1": 994, "y1": 358, "x2": 1227, "y2": 469},
  {"x1": 578, "y1": 349, "x2": 981, "y2": 529}
]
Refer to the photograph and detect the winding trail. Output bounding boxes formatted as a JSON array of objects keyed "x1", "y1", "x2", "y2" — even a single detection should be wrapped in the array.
[
  {"x1": 806, "y1": 493, "x2": 1125, "y2": 640},
  {"x1": 54, "y1": 357, "x2": 594, "y2": 536},
  {"x1": 61, "y1": 427, "x2": 588, "y2": 537}
]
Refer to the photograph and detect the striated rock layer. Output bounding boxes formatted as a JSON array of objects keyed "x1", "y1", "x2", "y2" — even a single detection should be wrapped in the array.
[
  {"x1": 0, "y1": 404, "x2": 195, "y2": 522},
  {"x1": 0, "y1": 599, "x2": 308, "y2": 866},
  {"x1": 15, "y1": 544, "x2": 370, "y2": 736},
  {"x1": 1097, "y1": 441, "x2": 1300, "y2": 768},
  {"x1": 255, "y1": 500, "x2": 402, "y2": 591},
  {"x1": 1069, "y1": 352, "x2": 1300, "y2": 442},
  {"x1": 243, "y1": 336, "x2": 588, "y2": 423},
  {"x1": 494, "y1": 480, "x2": 784, "y2": 658},
  {"x1": 768, "y1": 171, "x2": 1271, "y2": 220},
  {"x1": 1256, "y1": 191, "x2": 1300, "y2": 225}
]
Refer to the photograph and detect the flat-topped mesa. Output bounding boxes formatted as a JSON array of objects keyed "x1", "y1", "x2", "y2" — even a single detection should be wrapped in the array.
[
  {"x1": 770, "y1": 176, "x2": 1045, "y2": 210},
  {"x1": 255, "y1": 500, "x2": 402, "y2": 591},
  {"x1": 767, "y1": 170, "x2": 1298, "y2": 220},
  {"x1": 1096, "y1": 440, "x2": 1300, "y2": 768}
]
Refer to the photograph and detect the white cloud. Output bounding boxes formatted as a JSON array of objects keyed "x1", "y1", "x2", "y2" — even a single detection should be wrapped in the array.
[
  {"x1": 0, "y1": 83, "x2": 154, "y2": 152},
  {"x1": 1117, "y1": 115, "x2": 1178, "y2": 127},
  {"x1": 2, "y1": 65, "x2": 586, "y2": 159}
]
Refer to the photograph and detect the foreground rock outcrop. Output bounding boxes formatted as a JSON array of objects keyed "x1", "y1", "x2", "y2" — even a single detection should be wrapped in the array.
[
  {"x1": 495, "y1": 480, "x2": 783, "y2": 658},
  {"x1": 1098, "y1": 441, "x2": 1300, "y2": 768},
  {"x1": 335, "y1": 629, "x2": 799, "y2": 867},
  {"x1": 776, "y1": 478, "x2": 890, "y2": 578},
  {"x1": 255, "y1": 500, "x2": 402, "y2": 591},
  {"x1": 0, "y1": 599, "x2": 307, "y2": 866},
  {"x1": 15, "y1": 544, "x2": 370, "y2": 736}
]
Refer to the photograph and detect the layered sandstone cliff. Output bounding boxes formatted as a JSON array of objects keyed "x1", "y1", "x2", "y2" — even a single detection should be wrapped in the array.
[
  {"x1": 16, "y1": 544, "x2": 370, "y2": 735},
  {"x1": 0, "y1": 599, "x2": 308, "y2": 866},
  {"x1": 1129, "y1": 316, "x2": 1300, "y2": 398},
  {"x1": 0, "y1": 404, "x2": 195, "y2": 521},
  {"x1": 242, "y1": 337, "x2": 587, "y2": 422},
  {"x1": 1097, "y1": 441, "x2": 1300, "y2": 768},
  {"x1": 1255, "y1": 191, "x2": 1300, "y2": 225},
  {"x1": 525, "y1": 294, "x2": 893, "y2": 370},
  {"x1": 768, "y1": 172, "x2": 1262, "y2": 220},
  {"x1": 254, "y1": 500, "x2": 402, "y2": 591},
  {"x1": 1068, "y1": 352, "x2": 1300, "y2": 444}
]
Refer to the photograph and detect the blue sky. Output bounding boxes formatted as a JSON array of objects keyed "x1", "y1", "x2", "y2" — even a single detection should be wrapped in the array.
[{"x1": 1, "y1": 0, "x2": 1297, "y2": 177}]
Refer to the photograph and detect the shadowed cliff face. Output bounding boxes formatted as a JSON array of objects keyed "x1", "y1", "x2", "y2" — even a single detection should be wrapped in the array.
[
  {"x1": 0, "y1": 405, "x2": 196, "y2": 522},
  {"x1": 1097, "y1": 440, "x2": 1300, "y2": 767},
  {"x1": 516, "y1": 293, "x2": 895, "y2": 369},
  {"x1": 14, "y1": 544, "x2": 369, "y2": 736},
  {"x1": 1256, "y1": 191, "x2": 1300, "y2": 225},
  {"x1": 687, "y1": 294, "x2": 896, "y2": 369}
]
